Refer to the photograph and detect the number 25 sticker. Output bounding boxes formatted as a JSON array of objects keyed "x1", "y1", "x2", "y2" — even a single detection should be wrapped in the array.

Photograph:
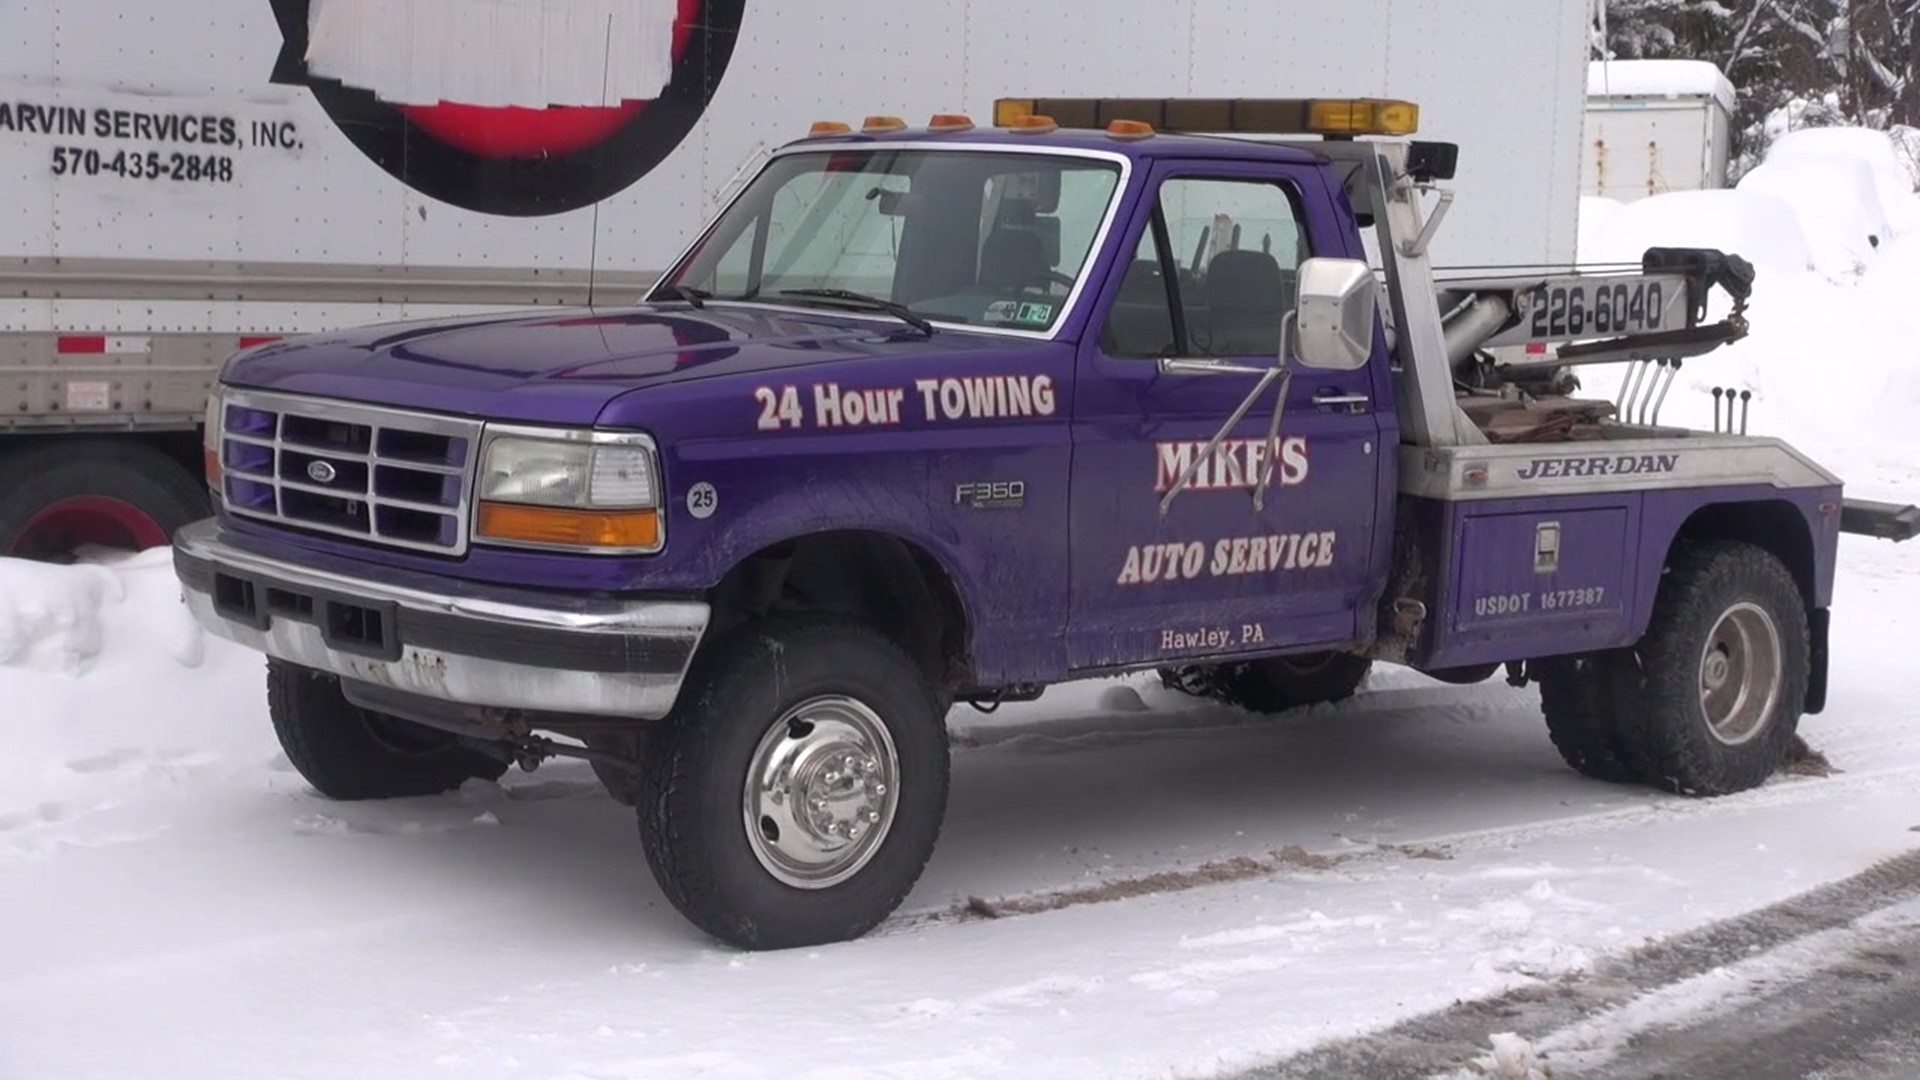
[{"x1": 686, "y1": 481, "x2": 719, "y2": 520}]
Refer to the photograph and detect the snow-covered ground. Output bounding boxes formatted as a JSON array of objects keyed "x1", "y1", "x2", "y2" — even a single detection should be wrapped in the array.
[{"x1": 4, "y1": 130, "x2": 1919, "y2": 1079}]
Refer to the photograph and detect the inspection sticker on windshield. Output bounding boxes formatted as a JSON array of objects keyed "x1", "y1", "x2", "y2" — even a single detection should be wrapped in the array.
[{"x1": 986, "y1": 300, "x2": 1054, "y2": 327}]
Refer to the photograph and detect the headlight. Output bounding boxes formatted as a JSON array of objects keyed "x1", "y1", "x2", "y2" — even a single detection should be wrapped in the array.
[
  {"x1": 202, "y1": 387, "x2": 224, "y2": 489},
  {"x1": 474, "y1": 428, "x2": 663, "y2": 553}
]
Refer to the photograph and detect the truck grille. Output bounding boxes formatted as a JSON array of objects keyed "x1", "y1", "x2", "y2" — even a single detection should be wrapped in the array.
[{"x1": 216, "y1": 390, "x2": 483, "y2": 556}]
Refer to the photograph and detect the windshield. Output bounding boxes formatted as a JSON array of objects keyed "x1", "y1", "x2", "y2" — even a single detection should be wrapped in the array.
[{"x1": 662, "y1": 148, "x2": 1124, "y2": 332}]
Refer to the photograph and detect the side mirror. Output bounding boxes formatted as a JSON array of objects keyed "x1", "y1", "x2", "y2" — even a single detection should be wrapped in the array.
[{"x1": 1291, "y1": 257, "x2": 1379, "y2": 372}]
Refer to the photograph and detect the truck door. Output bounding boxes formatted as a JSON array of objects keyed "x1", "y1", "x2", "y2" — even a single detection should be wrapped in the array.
[{"x1": 1066, "y1": 160, "x2": 1386, "y2": 671}]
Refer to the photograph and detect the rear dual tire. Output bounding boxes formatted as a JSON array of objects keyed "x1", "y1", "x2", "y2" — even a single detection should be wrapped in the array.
[{"x1": 1537, "y1": 541, "x2": 1809, "y2": 796}]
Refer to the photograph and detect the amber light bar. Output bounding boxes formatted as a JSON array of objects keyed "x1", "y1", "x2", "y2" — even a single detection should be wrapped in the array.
[{"x1": 992, "y1": 97, "x2": 1420, "y2": 137}]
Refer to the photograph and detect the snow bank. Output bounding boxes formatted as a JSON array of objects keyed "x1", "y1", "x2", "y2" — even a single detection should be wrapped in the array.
[
  {"x1": 1579, "y1": 187, "x2": 1815, "y2": 279},
  {"x1": 3, "y1": 549, "x2": 271, "y2": 815},
  {"x1": 1575, "y1": 123, "x2": 1920, "y2": 501},
  {"x1": 1766, "y1": 127, "x2": 1920, "y2": 224},
  {"x1": 1736, "y1": 154, "x2": 1892, "y2": 276},
  {"x1": 1581, "y1": 124, "x2": 1914, "y2": 281},
  {"x1": 1737, "y1": 126, "x2": 1920, "y2": 273},
  {"x1": 1587, "y1": 59, "x2": 1736, "y2": 113}
]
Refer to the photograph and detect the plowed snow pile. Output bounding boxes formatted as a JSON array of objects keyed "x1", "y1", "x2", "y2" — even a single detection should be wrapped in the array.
[
  {"x1": 1578, "y1": 126, "x2": 1920, "y2": 502},
  {"x1": 2, "y1": 129, "x2": 1918, "y2": 1080}
]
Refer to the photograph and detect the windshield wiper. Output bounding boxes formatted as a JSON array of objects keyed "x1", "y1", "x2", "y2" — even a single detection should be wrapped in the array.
[
  {"x1": 776, "y1": 288, "x2": 934, "y2": 336},
  {"x1": 655, "y1": 284, "x2": 710, "y2": 308}
]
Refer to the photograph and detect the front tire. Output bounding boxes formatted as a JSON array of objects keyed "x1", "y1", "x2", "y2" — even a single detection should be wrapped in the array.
[
  {"x1": 266, "y1": 660, "x2": 510, "y2": 800},
  {"x1": 1613, "y1": 541, "x2": 1809, "y2": 796},
  {"x1": 635, "y1": 617, "x2": 949, "y2": 950}
]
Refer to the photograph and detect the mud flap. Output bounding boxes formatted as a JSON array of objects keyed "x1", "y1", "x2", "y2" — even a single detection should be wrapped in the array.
[{"x1": 1806, "y1": 606, "x2": 1830, "y2": 715}]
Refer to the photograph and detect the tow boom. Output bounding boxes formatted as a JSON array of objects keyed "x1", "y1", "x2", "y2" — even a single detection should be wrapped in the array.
[{"x1": 1435, "y1": 246, "x2": 1756, "y2": 365}]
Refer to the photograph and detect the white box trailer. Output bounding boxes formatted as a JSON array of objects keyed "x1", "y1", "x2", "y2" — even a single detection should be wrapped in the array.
[
  {"x1": 1582, "y1": 58, "x2": 1736, "y2": 199},
  {"x1": 0, "y1": 0, "x2": 1592, "y2": 558}
]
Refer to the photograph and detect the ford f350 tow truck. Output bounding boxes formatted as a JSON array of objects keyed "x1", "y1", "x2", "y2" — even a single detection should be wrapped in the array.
[{"x1": 173, "y1": 97, "x2": 1918, "y2": 950}]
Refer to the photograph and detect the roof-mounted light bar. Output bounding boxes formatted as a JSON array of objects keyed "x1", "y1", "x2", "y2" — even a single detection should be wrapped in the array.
[{"x1": 992, "y1": 97, "x2": 1420, "y2": 137}]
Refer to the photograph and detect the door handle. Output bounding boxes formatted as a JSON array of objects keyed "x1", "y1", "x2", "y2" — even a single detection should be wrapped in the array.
[{"x1": 1312, "y1": 392, "x2": 1370, "y2": 411}]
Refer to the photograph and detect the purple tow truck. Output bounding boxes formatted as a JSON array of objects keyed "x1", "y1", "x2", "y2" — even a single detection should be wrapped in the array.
[{"x1": 174, "y1": 97, "x2": 1918, "y2": 949}]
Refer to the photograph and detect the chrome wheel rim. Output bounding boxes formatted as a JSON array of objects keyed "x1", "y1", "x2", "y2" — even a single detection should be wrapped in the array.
[
  {"x1": 743, "y1": 696, "x2": 900, "y2": 889},
  {"x1": 1699, "y1": 601, "x2": 1783, "y2": 747}
]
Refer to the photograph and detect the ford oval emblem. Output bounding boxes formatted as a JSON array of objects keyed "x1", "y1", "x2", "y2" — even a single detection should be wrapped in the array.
[{"x1": 306, "y1": 460, "x2": 338, "y2": 484}]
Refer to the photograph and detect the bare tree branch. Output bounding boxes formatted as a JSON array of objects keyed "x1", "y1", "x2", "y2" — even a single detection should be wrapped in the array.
[{"x1": 1726, "y1": 0, "x2": 1776, "y2": 71}]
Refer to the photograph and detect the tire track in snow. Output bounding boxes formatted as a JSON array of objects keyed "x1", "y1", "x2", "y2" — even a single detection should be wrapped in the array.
[
  {"x1": 880, "y1": 755, "x2": 1920, "y2": 935},
  {"x1": 1226, "y1": 847, "x2": 1920, "y2": 1080}
]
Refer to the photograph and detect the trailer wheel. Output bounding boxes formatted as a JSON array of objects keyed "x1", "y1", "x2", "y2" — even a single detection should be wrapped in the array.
[
  {"x1": 267, "y1": 660, "x2": 510, "y2": 800},
  {"x1": 1533, "y1": 654, "x2": 1643, "y2": 784},
  {"x1": 1161, "y1": 652, "x2": 1372, "y2": 715},
  {"x1": 0, "y1": 440, "x2": 209, "y2": 560},
  {"x1": 1613, "y1": 541, "x2": 1809, "y2": 796},
  {"x1": 635, "y1": 617, "x2": 948, "y2": 950}
]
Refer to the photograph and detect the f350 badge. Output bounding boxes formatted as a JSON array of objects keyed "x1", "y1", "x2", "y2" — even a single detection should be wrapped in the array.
[{"x1": 954, "y1": 480, "x2": 1026, "y2": 510}]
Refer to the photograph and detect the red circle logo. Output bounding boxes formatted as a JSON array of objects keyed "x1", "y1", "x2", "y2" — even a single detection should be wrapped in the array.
[{"x1": 269, "y1": 0, "x2": 744, "y2": 217}]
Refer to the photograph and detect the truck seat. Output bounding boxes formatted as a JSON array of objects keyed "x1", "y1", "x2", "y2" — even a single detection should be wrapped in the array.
[
  {"x1": 977, "y1": 198, "x2": 1054, "y2": 292},
  {"x1": 1198, "y1": 249, "x2": 1293, "y2": 356},
  {"x1": 977, "y1": 228, "x2": 1051, "y2": 291}
]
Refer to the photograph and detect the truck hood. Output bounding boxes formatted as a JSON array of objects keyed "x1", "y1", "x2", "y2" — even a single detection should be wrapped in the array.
[{"x1": 220, "y1": 304, "x2": 1007, "y2": 425}]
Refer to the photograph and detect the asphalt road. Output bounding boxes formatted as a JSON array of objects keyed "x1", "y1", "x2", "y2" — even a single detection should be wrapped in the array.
[
  {"x1": 1234, "y1": 848, "x2": 1920, "y2": 1080},
  {"x1": 1594, "y1": 927, "x2": 1920, "y2": 1080}
]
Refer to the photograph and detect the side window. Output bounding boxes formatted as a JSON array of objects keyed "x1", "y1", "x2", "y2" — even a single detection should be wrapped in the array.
[
  {"x1": 1100, "y1": 176, "x2": 1310, "y2": 359},
  {"x1": 1100, "y1": 227, "x2": 1178, "y2": 357}
]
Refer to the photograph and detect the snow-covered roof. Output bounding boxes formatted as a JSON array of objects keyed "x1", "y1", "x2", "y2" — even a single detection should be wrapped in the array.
[{"x1": 1587, "y1": 59, "x2": 1736, "y2": 113}]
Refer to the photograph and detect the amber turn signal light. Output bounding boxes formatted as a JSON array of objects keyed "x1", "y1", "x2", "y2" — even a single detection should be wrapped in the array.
[{"x1": 476, "y1": 502, "x2": 661, "y2": 550}]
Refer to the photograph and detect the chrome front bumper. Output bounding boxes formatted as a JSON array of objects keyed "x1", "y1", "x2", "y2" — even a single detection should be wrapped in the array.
[{"x1": 172, "y1": 519, "x2": 709, "y2": 719}]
